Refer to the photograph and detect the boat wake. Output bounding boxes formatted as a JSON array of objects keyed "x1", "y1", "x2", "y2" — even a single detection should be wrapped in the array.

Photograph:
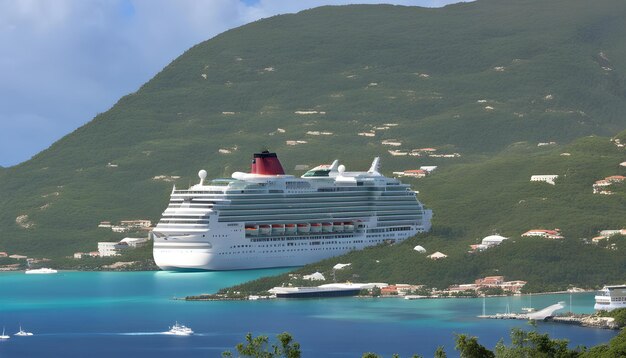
[{"x1": 33, "y1": 332, "x2": 209, "y2": 337}]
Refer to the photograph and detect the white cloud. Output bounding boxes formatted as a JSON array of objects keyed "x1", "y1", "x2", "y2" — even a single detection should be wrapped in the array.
[{"x1": 0, "y1": 0, "x2": 467, "y2": 167}]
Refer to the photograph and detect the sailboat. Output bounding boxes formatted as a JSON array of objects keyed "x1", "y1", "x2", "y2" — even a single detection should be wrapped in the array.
[
  {"x1": 14, "y1": 325, "x2": 33, "y2": 336},
  {"x1": 0, "y1": 327, "x2": 10, "y2": 340},
  {"x1": 521, "y1": 292, "x2": 536, "y2": 313}
]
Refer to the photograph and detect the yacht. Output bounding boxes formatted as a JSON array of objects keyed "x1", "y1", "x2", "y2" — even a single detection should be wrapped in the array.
[
  {"x1": 14, "y1": 326, "x2": 33, "y2": 336},
  {"x1": 153, "y1": 151, "x2": 432, "y2": 270},
  {"x1": 269, "y1": 283, "x2": 364, "y2": 298},
  {"x1": 0, "y1": 327, "x2": 9, "y2": 340},
  {"x1": 25, "y1": 268, "x2": 58, "y2": 274},
  {"x1": 594, "y1": 285, "x2": 626, "y2": 311},
  {"x1": 164, "y1": 322, "x2": 193, "y2": 336}
]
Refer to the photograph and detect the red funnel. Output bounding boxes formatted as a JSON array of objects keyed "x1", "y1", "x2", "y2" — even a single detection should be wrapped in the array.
[{"x1": 251, "y1": 151, "x2": 285, "y2": 175}]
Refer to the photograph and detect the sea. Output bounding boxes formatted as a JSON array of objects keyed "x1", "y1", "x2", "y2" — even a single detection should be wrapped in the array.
[{"x1": 0, "y1": 270, "x2": 618, "y2": 357}]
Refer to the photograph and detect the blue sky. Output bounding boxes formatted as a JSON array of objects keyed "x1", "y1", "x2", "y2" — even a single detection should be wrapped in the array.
[{"x1": 0, "y1": 0, "x2": 466, "y2": 167}]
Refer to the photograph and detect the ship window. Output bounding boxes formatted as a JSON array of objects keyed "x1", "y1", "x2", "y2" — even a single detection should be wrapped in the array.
[{"x1": 303, "y1": 169, "x2": 330, "y2": 177}]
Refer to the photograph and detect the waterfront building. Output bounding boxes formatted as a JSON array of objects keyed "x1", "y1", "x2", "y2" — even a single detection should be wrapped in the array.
[{"x1": 475, "y1": 276, "x2": 505, "y2": 286}]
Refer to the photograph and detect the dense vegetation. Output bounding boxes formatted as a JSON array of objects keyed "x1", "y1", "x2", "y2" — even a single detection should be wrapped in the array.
[{"x1": 224, "y1": 327, "x2": 626, "y2": 357}]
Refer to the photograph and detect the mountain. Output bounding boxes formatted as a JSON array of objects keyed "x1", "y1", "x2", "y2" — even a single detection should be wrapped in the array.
[{"x1": 1, "y1": 0, "x2": 626, "y2": 258}]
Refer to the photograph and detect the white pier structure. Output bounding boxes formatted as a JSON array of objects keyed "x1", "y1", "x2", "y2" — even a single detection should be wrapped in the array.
[
  {"x1": 479, "y1": 301, "x2": 566, "y2": 321},
  {"x1": 526, "y1": 301, "x2": 566, "y2": 320}
]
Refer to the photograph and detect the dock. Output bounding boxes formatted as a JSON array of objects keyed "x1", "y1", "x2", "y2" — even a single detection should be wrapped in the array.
[{"x1": 479, "y1": 301, "x2": 566, "y2": 321}]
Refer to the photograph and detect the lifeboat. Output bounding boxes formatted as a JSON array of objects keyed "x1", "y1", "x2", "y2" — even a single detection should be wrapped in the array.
[
  {"x1": 322, "y1": 222, "x2": 333, "y2": 233},
  {"x1": 272, "y1": 224, "x2": 285, "y2": 235},
  {"x1": 343, "y1": 221, "x2": 354, "y2": 232},
  {"x1": 297, "y1": 223, "x2": 311, "y2": 233},
  {"x1": 259, "y1": 225, "x2": 271, "y2": 235},
  {"x1": 285, "y1": 224, "x2": 297, "y2": 235},
  {"x1": 310, "y1": 223, "x2": 322, "y2": 233},
  {"x1": 245, "y1": 225, "x2": 259, "y2": 236},
  {"x1": 333, "y1": 222, "x2": 344, "y2": 232}
]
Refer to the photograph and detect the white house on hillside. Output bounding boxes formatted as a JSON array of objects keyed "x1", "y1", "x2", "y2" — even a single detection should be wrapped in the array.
[
  {"x1": 530, "y1": 175, "x2": 559, "y2": 185},
  {"x1": 428, "y1": 252, "x2": 447, "y2": 260}
]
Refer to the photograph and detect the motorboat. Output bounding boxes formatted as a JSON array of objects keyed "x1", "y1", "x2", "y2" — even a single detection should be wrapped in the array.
[{"x1": 164, "y1": 322, "x2": 193, "y2": 336}]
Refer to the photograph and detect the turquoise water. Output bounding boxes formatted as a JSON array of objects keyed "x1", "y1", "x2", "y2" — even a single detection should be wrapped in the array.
[{"x1": 0, "y1": 271, "x2": 618, "y2": 357}]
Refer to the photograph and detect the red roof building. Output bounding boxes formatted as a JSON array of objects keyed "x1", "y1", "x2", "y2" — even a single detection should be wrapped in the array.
[
  {"x1": 522, "y1": 229, "x2": 564, "y2": 239},
  {"x1": 381, "y1": 285, "x2": 399, "y2": 295},
  {"x1": 475, "y1": 276, "x2": 505, "y2": 286}
]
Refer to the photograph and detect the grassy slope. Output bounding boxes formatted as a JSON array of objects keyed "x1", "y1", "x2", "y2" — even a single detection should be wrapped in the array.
[
  {"x1": 228, "y1": 135, "x2": 626, "y2": 293},
  {"x1": 0, "y1": 0, "x2": 626, "y2": 261}
]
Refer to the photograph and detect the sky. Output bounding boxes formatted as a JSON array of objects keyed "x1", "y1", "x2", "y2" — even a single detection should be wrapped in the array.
[{"x1": 0, "y1": 0, "x2": 466, "y2": 168}]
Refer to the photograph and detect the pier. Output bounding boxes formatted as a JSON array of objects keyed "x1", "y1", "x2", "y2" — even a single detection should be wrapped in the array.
[{"x1": 479, "y1": 301, "x2": 565, "y2": 321}]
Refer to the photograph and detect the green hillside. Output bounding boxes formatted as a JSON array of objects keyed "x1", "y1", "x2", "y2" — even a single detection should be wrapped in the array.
[
  {"x1": 1, "y1": 0, "x2": 626, "y2": 263},
  {"x1": 227, "y1": 135, "x2": 626, "y2": 293}
]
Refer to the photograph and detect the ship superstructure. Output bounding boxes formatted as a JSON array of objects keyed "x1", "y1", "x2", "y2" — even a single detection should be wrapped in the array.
[
  {"x1": 152, "y1": 151, "x2": 432, "y2": 270},
  {"x1": 594, "y1": 285, "x2": 626, "y2": 311}
]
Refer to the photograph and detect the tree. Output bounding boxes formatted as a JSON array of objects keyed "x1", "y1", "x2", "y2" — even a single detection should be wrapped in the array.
[
  {"x1": 434, "y1": 346, "x2": 447, "y2": 358},
  {"x1": 222, "y1": 332, "x2": 301, "y2": 358},
  {"x1": 362, "y1": 353, "x2": 381, "y2": 358},
  {"x1": 580, "y1": 328, "x2": 626, "y2": 358},
  {"x1": 455, "y1": 334, "x2": 495, "y2": 358},
  {"x1": 494, "y1": 327, "x2": 580, "y2": 358}
]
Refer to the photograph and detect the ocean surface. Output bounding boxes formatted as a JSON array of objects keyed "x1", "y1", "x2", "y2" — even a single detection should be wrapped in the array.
[{"x1": 0, "y1": 270, "x2": 618, "y2": 357}]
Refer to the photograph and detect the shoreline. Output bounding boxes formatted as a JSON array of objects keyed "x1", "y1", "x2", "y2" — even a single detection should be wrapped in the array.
[{"x1": 183, "y1": 290, "x2": 597, "y2": 302}]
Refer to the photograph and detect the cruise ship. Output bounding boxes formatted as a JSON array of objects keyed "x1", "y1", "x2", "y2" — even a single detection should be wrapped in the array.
[
  {"x1": 152, "y1": 151, "x2": 432, "y2": 271},
  {"x1": 594, "y1": 285, "x2": 626, "y2": 311}
]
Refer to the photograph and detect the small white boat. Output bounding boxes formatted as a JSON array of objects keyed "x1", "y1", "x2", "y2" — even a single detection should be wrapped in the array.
[
  {"x1": 25, "y1": 268, "x2": 58, "y2": 274},
  {"x1": 14, "y1": 326, "x2": 33, "y2": 336},
  {"x1": 0, "y1": 327, "x2": 10, "y2": 340},
  {"x1": 164, "y1": 322, "x2": 193, "y2": 336}
]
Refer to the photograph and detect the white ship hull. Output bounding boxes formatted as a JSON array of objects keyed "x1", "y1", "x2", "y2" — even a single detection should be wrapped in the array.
[
  {"x1": 152, "y1": 152, "x2": 432, "y2": 271},
  {"x1": 594, "y1": 285, "x2": 626, "y2": 311},
  {"x1": 153, "y1": 228, "x2": 423, "y2": 271}
]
